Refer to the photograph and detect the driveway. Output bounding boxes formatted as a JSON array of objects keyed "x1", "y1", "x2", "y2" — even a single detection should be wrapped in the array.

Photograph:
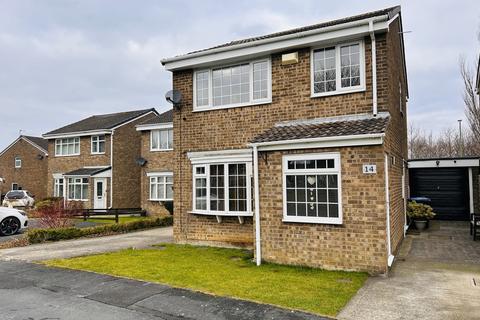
[
  {"x1": 0, "y1": 226, "x2": 173, "y2": 261},
  {"x1": 339, "y1": 221, "x2": 480, "y2": 320},
  {"x1": 0, "y1": 261, "x2": 326, "y2": 320}
]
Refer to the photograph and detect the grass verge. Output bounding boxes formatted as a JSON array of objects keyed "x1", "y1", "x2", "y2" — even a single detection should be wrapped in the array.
[{"x1": 43, "y1": 243, "x2": 367, "y2": 316}]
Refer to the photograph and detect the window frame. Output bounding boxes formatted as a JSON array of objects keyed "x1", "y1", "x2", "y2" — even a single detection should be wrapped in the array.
[
  {"x1": 192, "y1": 58, "x2": 272, "y2": 112},
  {"x1": 11, "y1": 183, "x2": 19, "y2": 191},
  {"x1": 150, "y1": 129, "x2": 173, "y2": 151},
  {"x1": 91, "y1": 135, "x2": 106, "y2": 155},
  {"x1": 55, "y1": 137, "x2": 81, "y2": 157},
  {"x1": 282, "y1": 152, "x2": 343, "y2": 224},
  {"x1": 310, "y1": 40, "x2": 366, "y2": 98},
  {"x1": 54, "y1": 178, "x2": 64, "y2": 197},
  {"x1": 66, "y1": 177, "x2": 89, "y2": 201},
  {"x1": 191, "y1": 162, "x2": 253, "y2": 216},
  {"x1": 14, "y1": 156, "x2": 21, "y2": 168},
  {"x1": 149, "y1": 172, "x2": 173, "y2": 201}
]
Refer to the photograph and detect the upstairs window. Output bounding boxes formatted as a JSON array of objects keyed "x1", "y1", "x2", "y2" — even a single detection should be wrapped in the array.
[
  {"x1": 151, "y1": 129, "x2": 173, "y2": 151},
  {"x1": 91, "y1": 135, "x2": 105, "y2": 154},
  {"x1": 193, "y1": 58, "x2": 271, "y2": 111},
  {"x1": 312, "y1": 41, "x2": 365, "y2": 97},
  {"x1": 14, "y1": 157, "x2": 21, "y2": 168},
  {"x1": 55, "y1": 137, "x2": 80, "y2": 156}
]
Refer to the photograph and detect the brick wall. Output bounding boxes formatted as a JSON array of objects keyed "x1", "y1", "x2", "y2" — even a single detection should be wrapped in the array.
[
  {"x1": 0, "y1": 139, "x2": 48, "y2": 200},
  {"x1": 140, "y1": 130, "x2": 174, "y2": 216}
]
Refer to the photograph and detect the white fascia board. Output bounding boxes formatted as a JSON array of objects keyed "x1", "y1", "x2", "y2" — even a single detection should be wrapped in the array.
[
  {"x1": 43, "y1": 130, "x2": 112, "y2": 139},
  {"x1": 52, "y1": 173, "x2": 64, "y2": 179},
  {"x1": 187, "y1": 148, "x2": 253, "y2": 164},
  {"x1": 408, "y1": 159, "x2": 480, "y2": 168},
  {"x1": 163, "y1": 17, "x2": 389, "y2": 71},
  {"x1": 136, "y1": 122, "x2": 173, "y2": 131},
  {"x1": 249, "y1": 134, "x2": 384, "y2": 152},
  {"x1": 146, "y1": 171, "x2": 173, "y2": 177}
]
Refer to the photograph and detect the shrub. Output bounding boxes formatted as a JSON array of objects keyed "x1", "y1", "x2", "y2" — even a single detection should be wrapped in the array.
[
  {"x1": 27, "y1": 216, "x2": 173, "y2": 244},
  {"x1": 32, "y1": 199, "x2": 83, "y2": 228},
  {"x1": 407, "y1": 201, "x2": 436, "y2": 220}
]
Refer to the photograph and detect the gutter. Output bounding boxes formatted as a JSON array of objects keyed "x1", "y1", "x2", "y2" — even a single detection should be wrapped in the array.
[
  {"x1": 369, "y1": 21, "x2": 378, "y2": 116},
  {"x1": 161, "y1": 15, "x2": 389, "y2": 68}
]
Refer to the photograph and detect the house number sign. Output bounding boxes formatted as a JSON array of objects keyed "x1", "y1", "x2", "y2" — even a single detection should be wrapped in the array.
[{"x1": 362, "y1": 164, "x2": 377, "y2": 174}]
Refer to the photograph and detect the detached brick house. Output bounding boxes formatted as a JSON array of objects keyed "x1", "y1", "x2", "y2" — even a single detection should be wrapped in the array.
[
  {"x1": 136, "y1": 109, "x2": 174, "y2": 216},
  {"x1": 0, "y1": 136, "x2": 49, "y2": 200},
  {"x1": 42, "y1": 108, "x2": 158, "y2": 209},
  {"x1": 162, "y1": 6, "x2": 409, "y2": 274}
]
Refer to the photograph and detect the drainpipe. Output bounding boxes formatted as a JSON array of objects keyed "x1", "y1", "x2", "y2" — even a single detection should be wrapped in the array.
[
  {"x1": 253, "y1": 145, "x2": 261, "y2": 266},
  {"x1": 110, "y1": 129, "x2": 114, "y2": 208},
  {"x1": 384, "y1": 153, "x2": 394, "y2": 267},
  {"x1": 369, "y1": 20, "x2": 378, "y2": 116}
]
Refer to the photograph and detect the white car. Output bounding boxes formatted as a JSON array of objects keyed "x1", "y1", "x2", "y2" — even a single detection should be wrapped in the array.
[
  {"x1": 2, "y1": 190, "x2": 35, "y2": 208},
  {"x1": 0, "y1": 207, "x2": 28, "y2": 236}
]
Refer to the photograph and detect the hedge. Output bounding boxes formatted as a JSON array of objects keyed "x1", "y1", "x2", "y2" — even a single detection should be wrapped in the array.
[{"x1": 27, "y1": 216, "x2": 173, "y2": 244}]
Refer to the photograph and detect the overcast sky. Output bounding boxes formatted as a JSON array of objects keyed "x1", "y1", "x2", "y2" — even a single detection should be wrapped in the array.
[{"x1": 0, "y1": 0, "x2": 479, "y2": 150}]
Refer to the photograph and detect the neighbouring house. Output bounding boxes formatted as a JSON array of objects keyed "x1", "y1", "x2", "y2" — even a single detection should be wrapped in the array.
[
  {"x1": 42, "y1": 108, "x2": 159, "y2": 209},
  {"x1": 136, "y1": 109, "x2": 174, "y2": 216},
  {"x1": 0, "y1": 135, "x2": 49, "y2": 200},
  {"x1": 161, "y1": 6, "x2": 409, "y2": 274}
]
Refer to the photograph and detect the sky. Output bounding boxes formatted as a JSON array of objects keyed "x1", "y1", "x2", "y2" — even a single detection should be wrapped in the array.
[{"x1": 0, "y1": 0, "x2": 479, "y2": 150}]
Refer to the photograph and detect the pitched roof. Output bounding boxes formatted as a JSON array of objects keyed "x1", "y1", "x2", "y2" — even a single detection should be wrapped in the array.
[
  {"x1": 23, "y1": 136, "x2": 48, "y2": 152},
  {"x1": 250, "y1": 113, "x2": 390, "y2": 144},
  {"x1": 163, "y1": 6, "x2": 400, "y2": 62},
  {"x1": 44, "y1": 108, "x2": 156, "y2": 136},
  {"x1": 64, "y1": 167, "x2": 111, "y2": 177},
  {"x1": 137, "y1": 109, "x2": 173, "y2": 126}
]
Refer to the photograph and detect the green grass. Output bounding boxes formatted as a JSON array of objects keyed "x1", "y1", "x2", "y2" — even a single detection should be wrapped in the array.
[
  {"x1": 74, "y1": 216, "x2": 147, "y2": 225},
  {"x1": 43, "y1": 243, "x2": 367, "y2": 316}
]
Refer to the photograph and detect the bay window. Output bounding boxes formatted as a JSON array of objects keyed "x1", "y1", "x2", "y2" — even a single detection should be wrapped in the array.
[
  {"x1": 193, "y1": 58, "x2": 271, "y2": 111},
  {"x1": 54, "y1": 178, "x2": 64, "y2": 197},
  {"x1": 149, "y1": 173, "x2": 173, "y2": 201},
  {"x1": 283, "y1": 153, "x2": 342, "y2": 224},
  {"x1": 67, "y1": 177, "x2": 89, "y2": 201},
  {"x1": 55, "y1": 137, "x2": 80, "y2": 156},
  {"x1": 312, "y1": 41, "x2": 364, "y2": 97},
  {"x1": 192, "y1": 162, "x2": 252, "y2": 215}
]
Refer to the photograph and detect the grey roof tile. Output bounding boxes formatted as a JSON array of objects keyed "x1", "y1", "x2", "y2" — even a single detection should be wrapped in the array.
[
  {"x1": 137, "y1": 109, "x2": 173, "y2": 126},
  {"x1": 250, "y1": 114, "x2": 390, "y2": 144},
  {"x1": 64, "y1": 167, "x2": 111, "y2": 176},
  {"x1": 22, "y1": 136, "x2": 48, "y2": 152}
]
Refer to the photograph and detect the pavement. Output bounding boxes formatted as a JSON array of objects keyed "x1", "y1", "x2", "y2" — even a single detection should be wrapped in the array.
[
  {"x1": 0, "y1": 227, "x2": 174, "y2": 261},
  {"x1": 338, "y1": 221, "x2": 480, "y2": 320},
  {"x1": 0, "y1": 261, "x2": 328, "y2": 320}
]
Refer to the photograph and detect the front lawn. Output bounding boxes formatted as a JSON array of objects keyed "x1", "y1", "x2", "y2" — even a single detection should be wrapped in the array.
[{"x1": 44, "y1": 244, "x2": 367, "y2": 316}]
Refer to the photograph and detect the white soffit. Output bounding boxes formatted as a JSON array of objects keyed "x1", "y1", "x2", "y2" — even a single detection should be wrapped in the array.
[
  {"x1": 187, "y1": 149, "x2": 253, "y2": 164},
  {"x1": 408, "y1": 159, "x2": 480, "y2": 168}
]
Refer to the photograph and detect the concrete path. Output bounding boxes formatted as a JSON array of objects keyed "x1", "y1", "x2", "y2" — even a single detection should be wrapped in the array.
[
  {"x1": 0, "y1": 227, "x2": 173, "y2": 261},
  {"x1": 0, "y1": 261, "x2": 327, "y2": 320},
  {"x1": 338, "y1": 221, "x2": 480, "y2": 320}
]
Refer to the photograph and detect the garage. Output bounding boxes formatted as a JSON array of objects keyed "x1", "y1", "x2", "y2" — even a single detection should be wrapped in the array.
[{"x1": 409, "y1": 157, "x2": 479, "y2": 220}]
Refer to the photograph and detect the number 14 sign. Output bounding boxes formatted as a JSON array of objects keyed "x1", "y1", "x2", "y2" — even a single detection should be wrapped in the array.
[{"x1": 363, "y1": 164, "x2": 377, "y2": 174}]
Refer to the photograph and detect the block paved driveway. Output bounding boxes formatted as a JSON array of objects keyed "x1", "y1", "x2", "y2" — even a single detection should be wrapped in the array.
[{"x1": 339, "y1": 221, "x2": 480, "y2": 320}]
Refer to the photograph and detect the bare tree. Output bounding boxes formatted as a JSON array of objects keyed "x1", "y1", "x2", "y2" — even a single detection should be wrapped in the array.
[{"x1": 460, "y1": 56, "x2": 480, "y2": 142}]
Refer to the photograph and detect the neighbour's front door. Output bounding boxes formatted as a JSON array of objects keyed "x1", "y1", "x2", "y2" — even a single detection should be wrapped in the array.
[{"x1": 94, "y1": 178, "x2": 107, "y2": 209}]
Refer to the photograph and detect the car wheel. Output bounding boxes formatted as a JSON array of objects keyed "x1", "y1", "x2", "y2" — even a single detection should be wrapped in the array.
[{"x1": 0, "y1": 217, "x2": 21, "y2": 236}]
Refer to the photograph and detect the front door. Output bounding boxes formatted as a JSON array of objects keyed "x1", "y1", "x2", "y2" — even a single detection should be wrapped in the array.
[{"x1": 94, "y1": 178, "x2": 107, "y2": 209}]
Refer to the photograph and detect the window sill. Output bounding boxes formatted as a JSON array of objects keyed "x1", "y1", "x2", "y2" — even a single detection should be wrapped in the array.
[
  {"x1": 189, "y1": 210, "x2": 253, "y2": 217},
  {"x1": 91, "y1": 152, "x2": 106, "y2": 155},
  {"x1": 311, "y1": 87, "x2": 365, "y2": 98},
  {"x1": 282, "y1": 217, "x2": 342, "y2": 225},
  {"x1": 149, "y1": 199, "x2": 173, "y2": 202},
  {"x1": 55, "y1": 154, "x2": 81, "y2": 157},
  {"x1": 193, "y1": 99, "x2": 271, "y2": 113},
  {"x1": 150, "y1": 149, "x2": 174, "y2": 152}
]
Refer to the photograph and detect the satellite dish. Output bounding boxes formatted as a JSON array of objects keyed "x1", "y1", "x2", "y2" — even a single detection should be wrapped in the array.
[{"x1": 165, "y1": 90, "x2": 182, "y2": 106}]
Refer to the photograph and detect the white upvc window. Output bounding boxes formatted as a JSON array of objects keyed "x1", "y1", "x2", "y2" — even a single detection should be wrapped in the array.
[
  {"x1": 311, "y1": 41, "x2": 365, "y2": 97},
  {"x1": 54, "y1": 178, "x2": 64, "y2": 197},
  {"x1": 192, "y1": 162, "x2": 252, "y2": 215},
  {"x1": 193, "y1": 58, "x2": 271, "y2": 111},
  {"x1": 67, "y1": 177, "x2": 89, "y2": 201},
  {"x1": 282, "y1": 153, "x2": 342, "y2": 224},
  {"x1": 14, "y1": 157, "x2": 21, "y2": 168},
  {"x1": 55, "y1": 137, "x2": 80, "y2": 156},
  {"x1": 151, "y1": 129, "x2": 173, "y2": 151},
  {"x1": 91, "y1": 135, "x2": 106, "y2": 154},
  {"x1": 149, "y1": 173, "x2": 173, "y2": 201}
]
